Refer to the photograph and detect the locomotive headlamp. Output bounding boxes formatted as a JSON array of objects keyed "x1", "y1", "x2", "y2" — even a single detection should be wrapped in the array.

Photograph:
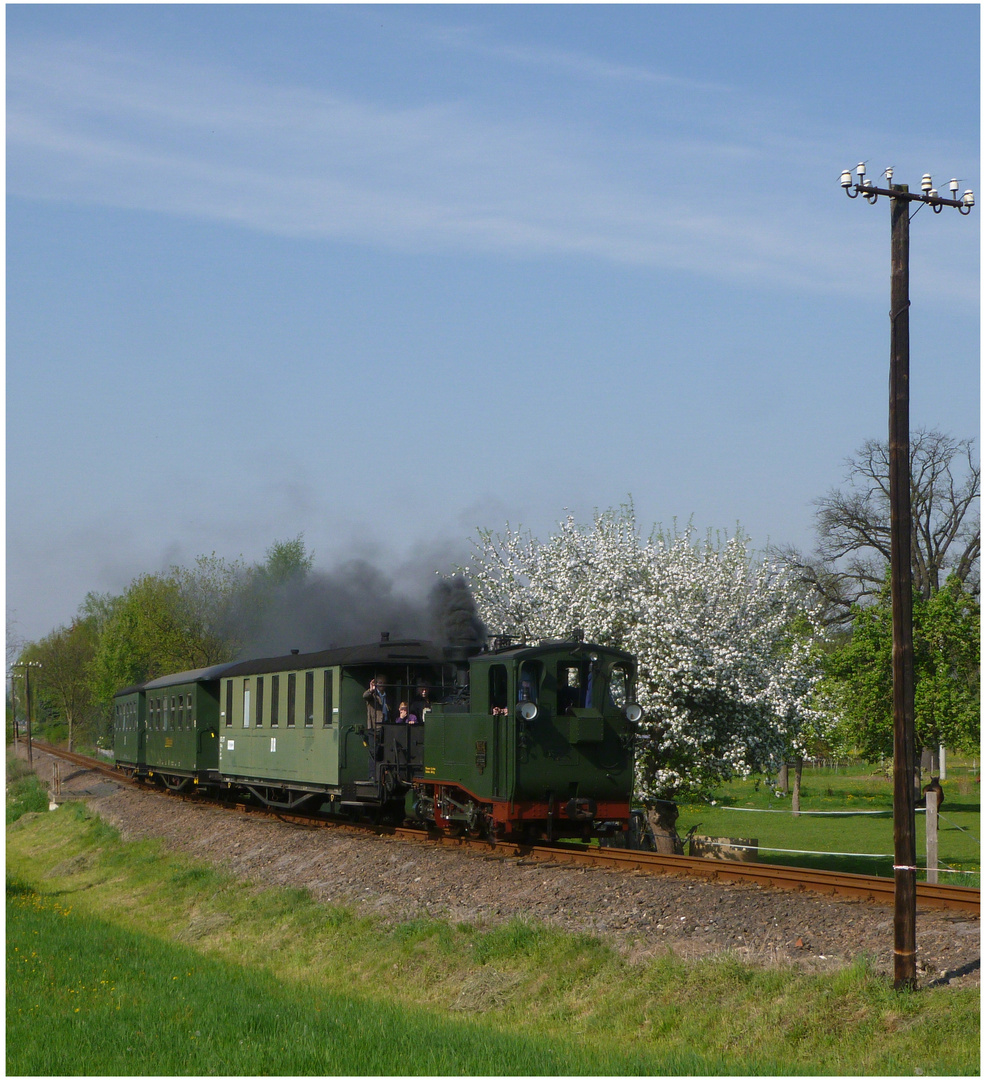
[
  {"x1": 519, "y1": 700, "x2": 538, "y2": 722},
  {"x1": 624, "y1": 703, "x2": 643, "y2": 723}
]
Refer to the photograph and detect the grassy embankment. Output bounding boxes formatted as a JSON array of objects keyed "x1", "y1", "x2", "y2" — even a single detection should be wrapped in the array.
[
  {"x1": 6, "y1": 789, "x2": 980, "y2": 1076},
  {"x1": 676, "y1": 761, "x2": 980, "y2": 885},
  {"x1": 6, "y1": 753, "x2": 51, "y2": 823}
]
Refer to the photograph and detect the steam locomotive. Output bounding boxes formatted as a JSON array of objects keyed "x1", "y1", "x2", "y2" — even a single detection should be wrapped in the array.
[{"x1": 113, "y1": 633, "x2": 642, "y2": 842}]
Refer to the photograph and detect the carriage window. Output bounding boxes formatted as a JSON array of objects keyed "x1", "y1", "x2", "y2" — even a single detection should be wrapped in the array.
[
  {"x1": 243, "y1": 680, "x2": 251, "y2": 728},
  {"x1": 270, "y1": 675, "x2": 280, "y2": 727},
  {"x1": 323, "y1": 671, "x2": 333, "y2": 727},
  {"x1": 225, "y1": 682, "x2": 233, "y2": 727},
  {"x1": 287, "y1": 673, "x2": 296, "y2": 727},
  {"x1": 256, "y1": 677, "x2": 264, "y2": 727},
  {"x1": 305, "y1": 672, "x2": 314, "y2": 727}
]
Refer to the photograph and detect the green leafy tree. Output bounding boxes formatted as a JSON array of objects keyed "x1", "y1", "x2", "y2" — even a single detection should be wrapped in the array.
[
  {"x1": 257, "y1": 535, "x2": 314, "y2": 588},
  {"x1": 219, "y1": 535, "x2": 315, "y2": 650},
  {"x1": 825, "y1": 575, "x2": 980, "y2": 758},
  {"x1": 21, "y1": 618, "x2": 100, "y2": 751},
  {"x1": 90, "y1": 560, "x2": 242, "y2": 704},
  {"x1": 16, "y1": 539, "x2": 318, "y2": 731}
]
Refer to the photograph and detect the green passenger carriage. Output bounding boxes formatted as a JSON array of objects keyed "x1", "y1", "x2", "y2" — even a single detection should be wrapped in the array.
[
  {"x1": 112, "y1": 685, "x2": 147, "y2": 778},
  {"x1": 216, "y1": 639, "x2": 454, "y2": 811},
  {"x1": 142, "y1": 664, "x2": 232, "y2": 790}
]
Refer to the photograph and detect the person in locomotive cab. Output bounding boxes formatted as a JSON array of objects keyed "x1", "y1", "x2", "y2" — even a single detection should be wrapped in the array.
[
  {"x1": 557, "y1": 686, "x2": 578, "y2": 716},
  {"x1": 409, "y1": 686, "x2": 432, "y2": 723}
]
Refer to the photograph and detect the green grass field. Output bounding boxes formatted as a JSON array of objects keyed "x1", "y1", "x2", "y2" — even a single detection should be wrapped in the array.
[
  {"x1": 6, "y1": 799, "x2": 980, "y2": 1076},
  {"x1": 675, "y1": 761, "x2": 980, "y2": 884}
]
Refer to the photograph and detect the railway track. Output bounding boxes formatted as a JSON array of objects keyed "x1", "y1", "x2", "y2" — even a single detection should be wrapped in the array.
[{"x1": 26, "y1": 740, "x2": 980, "y2": 916}]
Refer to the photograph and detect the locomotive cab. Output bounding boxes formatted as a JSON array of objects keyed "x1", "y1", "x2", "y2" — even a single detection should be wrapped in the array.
[{"x1": 415, "y1": 637, "x2": 639, "y2": 841}]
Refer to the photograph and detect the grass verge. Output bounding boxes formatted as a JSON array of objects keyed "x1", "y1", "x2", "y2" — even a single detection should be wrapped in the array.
[
  {"x1": 6, "y1": 764, "x2": 50, "y2": 824},
  {"x1": 7, "y1": 802, "x2": 980, "y2": 1076}
]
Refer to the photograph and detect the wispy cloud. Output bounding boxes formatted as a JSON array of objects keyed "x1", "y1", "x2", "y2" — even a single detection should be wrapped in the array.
[
  {"x1": 426, "y1": 23, "x2": 732, "y2": 94},
  {"x1": 6, "y1": 40, "x2": 977, "y2": 302}
]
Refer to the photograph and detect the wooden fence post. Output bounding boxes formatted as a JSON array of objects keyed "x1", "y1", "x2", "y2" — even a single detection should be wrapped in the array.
[{"x1": 925, "y1": 788, "x2": 938, "y2": 884}]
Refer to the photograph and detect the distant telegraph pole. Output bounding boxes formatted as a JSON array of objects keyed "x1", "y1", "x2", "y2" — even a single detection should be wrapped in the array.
[
  {"x1": 12, "y1": 661, "x2": 42, "y2": 767},
  {"x1": 840, "y1": 165, "x2": 974, "y2": 991}
]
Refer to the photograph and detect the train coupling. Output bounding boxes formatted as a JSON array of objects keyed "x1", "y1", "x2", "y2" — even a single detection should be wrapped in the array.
[{"x1": 564, "y1": 796, "x2": 597, "y2": 821}]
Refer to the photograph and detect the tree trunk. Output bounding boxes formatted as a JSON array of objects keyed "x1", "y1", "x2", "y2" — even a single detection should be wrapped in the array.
[
  {"x1": 792, "y1": 758, "x2": 803, "y2": 816},
  {"x1": 645, "y1": 800, "x2": 683, "y2": 855},
  {"x1": 778, "y1": 762, "x2": 789, "y2": 794}
]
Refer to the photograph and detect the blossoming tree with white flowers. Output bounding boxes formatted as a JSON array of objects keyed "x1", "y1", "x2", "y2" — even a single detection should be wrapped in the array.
[{"x1": 466, "y1": 505, "x2": 831, "y2": 801}]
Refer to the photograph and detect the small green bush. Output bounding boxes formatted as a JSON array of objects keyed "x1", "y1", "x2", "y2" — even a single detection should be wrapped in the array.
[{"x1": 6, "y1": 774, "x2": 50, "y2": 824}]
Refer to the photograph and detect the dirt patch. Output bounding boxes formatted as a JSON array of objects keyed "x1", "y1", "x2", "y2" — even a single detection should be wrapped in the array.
[{"x1": 14, "y1": 745, "x2": 979, "y2": 988}]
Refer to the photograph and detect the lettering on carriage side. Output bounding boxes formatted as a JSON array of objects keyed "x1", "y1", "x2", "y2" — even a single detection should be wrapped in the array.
[{"x1": 425, "y1": 766, "x2": 436, "y2": 775}]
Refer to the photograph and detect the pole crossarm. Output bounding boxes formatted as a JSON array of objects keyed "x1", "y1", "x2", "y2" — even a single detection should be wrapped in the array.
[
  {"x1": 848, "y1": 184, "x2": 970, "y2": 210},
  {"x1": 842, "y1": 165, "x2": 975, "y2": 215}
]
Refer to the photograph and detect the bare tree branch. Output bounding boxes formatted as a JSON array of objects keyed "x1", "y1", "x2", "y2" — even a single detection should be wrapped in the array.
[{"x1": 776, "y1": 430, "x2": 979, "y2": 624}]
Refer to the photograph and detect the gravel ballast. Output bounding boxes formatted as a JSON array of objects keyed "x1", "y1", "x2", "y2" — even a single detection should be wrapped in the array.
[{"x1": 18, "y1": 746, "x2": 979, "y2": 989}]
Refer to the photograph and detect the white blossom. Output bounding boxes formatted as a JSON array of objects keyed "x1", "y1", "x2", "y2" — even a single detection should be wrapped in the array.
[{"x1": 467, "y1": 505, "x2": 831, "y2": 799}]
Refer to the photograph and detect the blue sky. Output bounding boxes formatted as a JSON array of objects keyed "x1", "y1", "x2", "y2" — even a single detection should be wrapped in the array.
[{"x1": 7, "y1": 4, "x2": 980, "y2": 645}]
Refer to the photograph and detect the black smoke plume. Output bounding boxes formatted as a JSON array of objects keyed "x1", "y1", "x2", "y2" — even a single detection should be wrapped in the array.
[
  {"x1": 428, "y1": 574, "x2": 488, "y2": 650},
  {"x1": 225, "y1": 561, "x2": 487, "y2": 660}
]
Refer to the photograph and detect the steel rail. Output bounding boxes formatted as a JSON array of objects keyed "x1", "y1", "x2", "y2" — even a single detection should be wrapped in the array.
[{"x1": 28, "y1": 742, "x2": 980, "y2": 915}]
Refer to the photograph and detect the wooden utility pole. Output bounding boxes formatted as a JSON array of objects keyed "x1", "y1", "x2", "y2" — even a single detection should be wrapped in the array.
[
  {"x1": 24, "y1": 664, "x2": 35, "y2": 768},
  {"x1": 889, "y1": 186, "x2": 917, "y2": 991},
  {"x1": 840, "y1": 164, "x2": 974, "y2": 991},
  {"x1": 10, "y1": 680, "x2": 19, "y2": 746},
  {"x1": 12, "y1": 661, "x2": 41, "y2": 768}
]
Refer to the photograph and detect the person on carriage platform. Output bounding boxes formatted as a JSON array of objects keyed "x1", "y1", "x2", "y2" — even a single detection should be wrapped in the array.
[
  {"x1": 409, "y1": 686, "x2": 433, "y2": 722},
  {"x1": 396, "y1": 702, "x2": 420, "y2": 724},
  {"x1": 362, "y1": 676, "x2": 390, "y2": 777},
  {"x1": 362, "y1": 676, "x2": 390, "y2": 727}
]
